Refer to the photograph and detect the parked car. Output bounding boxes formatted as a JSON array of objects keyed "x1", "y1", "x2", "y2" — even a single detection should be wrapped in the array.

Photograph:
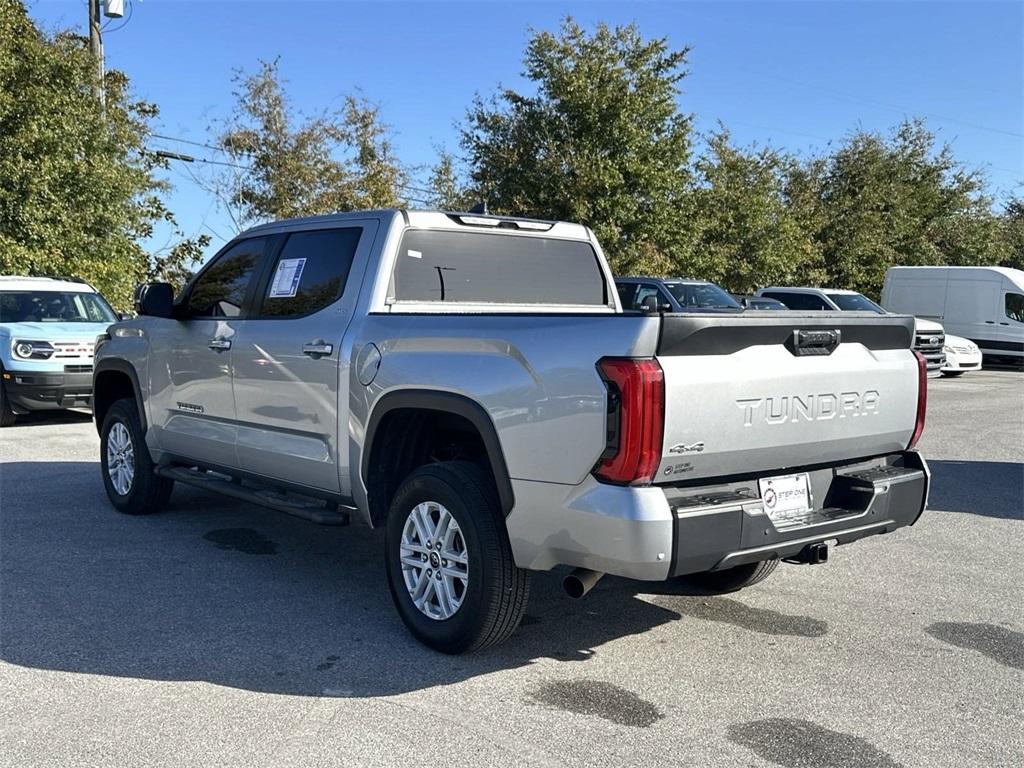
[
  {"x1": 941, "y1": 334, "x2": 983, "y2": 377},
  {"x1": 755, "y1": 286, "x2": 947, "y2": 374},
  {"x1": 94, "y1": 210, "x2": 929, "y2": 653},
  {"x1": 616, "y1": 277, "x2": 742, "y2": 312},
  {"x1": 881, "y1": 266, "x2": 1024, "y2": 365},
  {"x1": 732, "y1": 294, "x2": 789, "y2": 310},
  {"x1": 0, "y1": 276, "x2": 117, "y2": 426}
]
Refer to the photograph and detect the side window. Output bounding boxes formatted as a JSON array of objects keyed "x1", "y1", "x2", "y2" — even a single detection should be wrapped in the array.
[
  {"x1": 1005, "y1": 293, "x2": 1024, "y2": 323},
  {"x1": 764, "y1": 292, "x2": 827, "y2": 310},
  {"x1": 259, "y1": 228, "x2": 362, "y2": 318},
  {"x1": 616, "y1": 283, "x2": 636, "y2": 309},
  {"x1": 186, "y1": 238, "x2": 267, "y2": 318}
]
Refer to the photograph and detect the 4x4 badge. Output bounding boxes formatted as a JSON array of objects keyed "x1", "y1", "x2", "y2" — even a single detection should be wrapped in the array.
[{"x1": 669, "y1": 441, "x2": 705, "y2": 454}]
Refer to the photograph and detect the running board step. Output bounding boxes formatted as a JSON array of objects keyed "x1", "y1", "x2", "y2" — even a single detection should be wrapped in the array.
[{"x1": 156, "y1": 465, "x2": 351, "y2": 525}]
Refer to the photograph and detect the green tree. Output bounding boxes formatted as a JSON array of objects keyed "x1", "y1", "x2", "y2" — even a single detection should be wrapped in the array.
[
  {"x1": 216, "y1": 60, "x2": 407, "y2": 225},
  {"x1": 806, "y1": 120, "x2": 998, "y2": 296},
  {"x1": 691, "y1": 130, "x2": 819, "y2": 293},
  {"x1": 461, "y1": 18, "x2": 695, "y2": 275},
  {"x1": 427, "y1": 149, "x2": 477, "y2": 211},
  {"x1": 997, "y1": 196, "x2": 1024, "y2": 271},
  {"x1": 0, "y1": 0, "x2": 205, "y2": 308}
]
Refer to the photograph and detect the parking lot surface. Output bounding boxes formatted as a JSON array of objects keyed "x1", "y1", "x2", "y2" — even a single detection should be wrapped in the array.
[{"x1": 1, "y1": 370, "x2": 1022, "y2": 767}]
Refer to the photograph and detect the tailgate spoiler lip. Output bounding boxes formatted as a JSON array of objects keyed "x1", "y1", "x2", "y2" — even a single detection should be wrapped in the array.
[{"x1": 656, "y1": 312, "x2": 915, "y2": 356}]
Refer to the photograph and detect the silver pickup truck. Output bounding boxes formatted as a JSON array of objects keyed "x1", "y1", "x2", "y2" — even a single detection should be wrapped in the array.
[{"x1": 94, "y1": 210, "x2": 929, "y2": 653}]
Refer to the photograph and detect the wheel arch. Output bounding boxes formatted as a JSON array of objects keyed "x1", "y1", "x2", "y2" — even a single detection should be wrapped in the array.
[
  {"x1": 360, "y1": 389, "x2": 514, "y2": 526},
  {"x1": 93, "y1": 359, "x2": 145, "y2": 435}
]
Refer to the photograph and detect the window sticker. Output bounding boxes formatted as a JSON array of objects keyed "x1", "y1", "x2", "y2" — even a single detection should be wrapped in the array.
[
  {"x1": 268, "y1": 258, "x2": 306, "y2": 298},
  {"x1": 407, "y1": 249, "x2": 423, "y2": 259}
]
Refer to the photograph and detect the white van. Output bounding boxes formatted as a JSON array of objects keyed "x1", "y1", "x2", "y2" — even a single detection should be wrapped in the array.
[{"x1": 881, "y1": 267, "x2": 1024, "y2": 362}]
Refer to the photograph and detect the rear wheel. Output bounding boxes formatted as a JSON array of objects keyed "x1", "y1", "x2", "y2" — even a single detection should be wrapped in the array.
[
  {"x1": 680, "y1": 559, "x2": 779, "y2": 594},
  {"x1": 385, "y1": 461, "x2": 530, "y2": 653},
  {"x1": 100, "y1": 398, "x2": 173, "y2": 515},
  {"x1": 0, "y1": 380, "x2": 16, "y2": 427}
]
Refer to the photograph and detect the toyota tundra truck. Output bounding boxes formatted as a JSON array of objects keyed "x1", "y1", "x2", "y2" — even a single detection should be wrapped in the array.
[{"x1": 93, "y1": 210, "x2": 929, "y2": 653}]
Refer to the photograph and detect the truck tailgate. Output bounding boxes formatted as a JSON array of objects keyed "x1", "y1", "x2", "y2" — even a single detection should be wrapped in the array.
[{"x1": 655, "y1": 313, "x2": 918, "y2": 483}]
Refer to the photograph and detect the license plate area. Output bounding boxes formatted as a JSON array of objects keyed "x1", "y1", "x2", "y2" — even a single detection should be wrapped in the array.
[{"x1": 758, "y1": 472, "x2": 813, "y2": 528}]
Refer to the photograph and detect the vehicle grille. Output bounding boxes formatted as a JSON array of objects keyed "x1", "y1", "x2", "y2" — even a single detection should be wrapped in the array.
[
  {"x1": 914, "y1": 333, "x2": 945, "y2": 351},
  {"x1": 914, "y1": 332, "x2": 945, "y2": 369},
  {"x1": 64, "y1": 365, "x2": 93, "y2": 374},
  {"x1": 52, "y1": 341, "x2": 94, "y2": 359}
]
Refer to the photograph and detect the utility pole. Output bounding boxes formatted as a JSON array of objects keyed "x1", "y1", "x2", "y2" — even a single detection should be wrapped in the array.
[{"x1": 88, "y1": 0, "x2": 105, "y2": 108}]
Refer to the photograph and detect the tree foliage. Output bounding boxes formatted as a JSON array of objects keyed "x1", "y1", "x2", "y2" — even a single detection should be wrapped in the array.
[
  {"x1": 458, "y1": 19, "x2": 1020, "y2": 295},
  {"x1": 0, "y1": 0, "x2": 205, "y2": 308},
  {"x1": 690, "y1": 130, "x2": 820, "y2": 293},
  {"x1": 461, "y1": 18, "x2": 695, "y2": 275},
  {"x1": 800, "y1": 120, "x2": 1005, "y2": 296},
  {"x1": 217, "y1": 59, "x2": 407, "y2": 225}
]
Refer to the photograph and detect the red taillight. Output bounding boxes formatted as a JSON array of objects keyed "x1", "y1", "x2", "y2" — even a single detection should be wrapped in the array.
[
  {"x1": 908, "y1": 350, "x2": 928, "y2": 449},
  {"x1": 595, "y1": 358, "x2": 664, "y2": 485}
]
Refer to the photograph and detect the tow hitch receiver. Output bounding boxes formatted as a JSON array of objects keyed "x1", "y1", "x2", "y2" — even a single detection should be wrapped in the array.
[{"x1": 788, "y1": 542, "x2": 830, "y2": 565}]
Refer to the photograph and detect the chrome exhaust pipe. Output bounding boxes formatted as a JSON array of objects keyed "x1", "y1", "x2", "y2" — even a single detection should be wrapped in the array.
[{"x1": 563, "y1": 568, "x2": 605, "y2": 599}]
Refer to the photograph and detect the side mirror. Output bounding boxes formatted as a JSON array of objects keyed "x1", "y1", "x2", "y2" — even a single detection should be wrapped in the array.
[
  {"x1": 134, "y1": 282, "x2": 174, "y2": 318},
  {"x1": 639, "y1": 295, "x2": 660, "y2": 312}
]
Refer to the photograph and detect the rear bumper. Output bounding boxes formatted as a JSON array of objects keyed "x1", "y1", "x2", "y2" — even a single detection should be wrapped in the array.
[
  {"x1": 668, "y1": 451, "x2": 928, "y2": 575},
  {"x1": 2, "y1": 369, "x2": 93, "y2": 412},
  {"x1": 506, "y1": 451, "x2": 928, "y2": 581}
]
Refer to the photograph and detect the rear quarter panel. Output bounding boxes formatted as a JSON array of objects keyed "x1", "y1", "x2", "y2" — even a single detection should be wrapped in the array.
[{"x1": 348, "y1": 313, "x2": 659, "y2": 495}]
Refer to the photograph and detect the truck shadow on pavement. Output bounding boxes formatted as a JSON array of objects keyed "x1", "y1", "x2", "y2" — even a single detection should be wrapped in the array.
[
  {"x1": 926, "y1": 460, "x2": 1024, "y2": 520},
  {"x1": 1, "y1": 460, "x2": 828, "y2": 698}
]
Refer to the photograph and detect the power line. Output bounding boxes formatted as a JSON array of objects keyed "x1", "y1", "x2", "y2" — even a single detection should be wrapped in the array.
[
  {"x1": 101, "y1": 0, "x2": 133, "y2": 34},
  {"x1": 766, "y1": 74, "x2": 1023, "y2": 139},
  {"x1": 150, "y1": 149, "x2": 253, "y2": 171},
  {"x1": 149, "y1": 133, "x2": 249, "y2": 155}
]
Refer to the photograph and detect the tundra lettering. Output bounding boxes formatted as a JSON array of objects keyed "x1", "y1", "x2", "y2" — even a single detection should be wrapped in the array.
[{"x1": 736, "y1": 390, "x2": 880, "y2": 426}]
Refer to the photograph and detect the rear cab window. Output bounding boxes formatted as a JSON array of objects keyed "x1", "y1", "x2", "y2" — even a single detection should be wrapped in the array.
[
  {"x1": 390, "y1": 229, "x2": 609, "y2": 308},
  {"x1": 763, "y1": 292, "x2": 830, "y2": 311}
]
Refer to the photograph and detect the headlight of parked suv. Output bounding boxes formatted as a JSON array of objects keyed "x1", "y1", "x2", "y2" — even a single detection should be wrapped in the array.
[{"x1": 12, "y1": 340, "x2": 55, "y2": 360}]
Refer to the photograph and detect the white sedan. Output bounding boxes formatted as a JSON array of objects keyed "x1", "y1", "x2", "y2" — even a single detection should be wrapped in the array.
[{"x1": 941, "y1": 334, "x2": 983, "y2": 377}]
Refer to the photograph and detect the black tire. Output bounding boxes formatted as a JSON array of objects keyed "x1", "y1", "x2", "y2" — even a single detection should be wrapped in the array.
[
  {"x1": 681, "y1": 559, "x2": 779, "y2": 594},
  {"x1": 941, "y1": 371, "x2": 966, "y2": 377},
  {"x1": 0, "y1": 380, "x2": 16, "y2": 427},
  {"x1": 100, "y1": 398, "x2": 173, "y2": 515},
  {"x1": 384, "y1": 461, "x2": 530, "y2": 654}
]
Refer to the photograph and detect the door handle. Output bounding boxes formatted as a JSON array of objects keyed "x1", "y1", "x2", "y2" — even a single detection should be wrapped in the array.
[
  {"x1": 985, "y1": 321, "x2": 995, "y2": 324},
  {"x1": 208, "y1": 338, "x2": 232, "y2": 352},
  {"x1": 999, "y1": 322, "x2": 1010, "y2": 326},
  {"x1": 302, "y1": 340, "x2": 333, "y2": 358}
]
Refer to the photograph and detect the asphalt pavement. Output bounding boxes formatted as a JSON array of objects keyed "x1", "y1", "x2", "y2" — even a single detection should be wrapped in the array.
[{"x1": 1, "y1": 370, "x2": 1021, "y2": 767}]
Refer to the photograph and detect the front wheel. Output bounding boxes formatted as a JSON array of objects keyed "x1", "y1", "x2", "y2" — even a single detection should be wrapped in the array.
[
  {"x1": 941, "y1": 371, "x2": 966, "y2": 377},
  {"x1": 0, "y1": 380, "x2": 16, "y2": 427},
  {"x1": 100, "y1": 398, "x2": 173, "y2": 515},
  {"x1": 384, "y1": 461, "x2": 530, "y2": 654},
  {"x1": 678, "y1": 559, "x2": 779, "y2": 594}
]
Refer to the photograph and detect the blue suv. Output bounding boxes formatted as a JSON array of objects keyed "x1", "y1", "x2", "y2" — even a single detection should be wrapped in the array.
[{"x1": 0, "y1": 276, "x2": 118, "y2": 426}]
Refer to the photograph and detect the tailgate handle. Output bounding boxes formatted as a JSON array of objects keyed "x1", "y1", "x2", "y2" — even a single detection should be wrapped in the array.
[{"x1": 790, "y1": 329, "x2": 841, "y2": 356}]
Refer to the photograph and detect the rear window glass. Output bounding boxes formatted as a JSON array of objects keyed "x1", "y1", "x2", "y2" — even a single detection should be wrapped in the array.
[
  {"x1": 665, "y1": 282, "x2": 740, "y2": 310},
  {"x1": 392, "y1": 229, "x2": 607, "y2": 305},
  {"x1": 826, "y1": 293, "x2": 885, "y2": 314},
  {"x1": 763, "y1": 292, "x2": 829, "y2": 310}
]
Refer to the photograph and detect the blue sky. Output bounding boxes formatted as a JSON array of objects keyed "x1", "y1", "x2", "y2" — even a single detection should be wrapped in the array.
[{"x1": 28, "y1": 1, "x2": 1024, "y2": 260}]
